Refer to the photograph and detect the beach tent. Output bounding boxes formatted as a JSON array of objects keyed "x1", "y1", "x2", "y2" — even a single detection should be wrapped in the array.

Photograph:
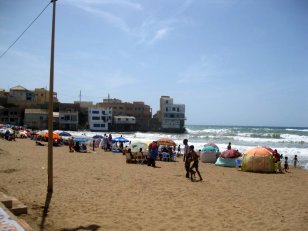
[
  {"x1": 221, "y1": 149, "x2": 242, "y2": 159},
  {"x1": 215, "y1": 157, "x2": 237, "y2": 167},
  {"x1": 156, "y1": 138, "x2": 176, "y2": 147},
  {"x1": 200, "y1": 143, "x2": 220, "y2": 163},
  {"x1": 241, "y1": 147, "x2": 275, "y2": 173}
]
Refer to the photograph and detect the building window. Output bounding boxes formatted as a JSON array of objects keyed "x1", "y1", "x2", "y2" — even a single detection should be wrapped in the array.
[
  {"x1": 92, "y1": 110, "x2": 99, "y2": 114},
  {"x1": 92, "y1": 116, "x2": 100, "y2": 120},
  {"x1": 102, "y1": 111, "x2": 105, "y2": 115},
  {"x1": 93, "y1": 124, "x2": 100, "y2": 127},
  {"x1": 166, "y1": 108, "x2": 168, "y2": 112},
  {"x1": 101, "y1": 124, "x2": 105, "y2": 128},
  {"x1": 177, "y1": 108, "x2": 179, "y2": 112}
]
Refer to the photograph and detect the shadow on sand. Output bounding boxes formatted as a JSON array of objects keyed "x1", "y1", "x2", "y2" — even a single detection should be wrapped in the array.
[
  {"x1": 40, "y1": 191, "x2": 52, "y2": 231},
  {"x1": 59, "y1": 225, "x2": 101, "y2": 231}
]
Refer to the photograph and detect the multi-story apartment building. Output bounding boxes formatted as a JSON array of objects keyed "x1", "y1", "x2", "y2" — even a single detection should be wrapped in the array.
[
  {"x1": 158, "y1": 96, "x2": 186, "y2": 132},
  {"x1": 33, "y1": 88, "x2": 58, "y2": 105},
  {"x1": 24, "y1": 109, "x2": 48, "y2": 130},
  {"x1": 74, "y1": 101, "x2": 93, "y2": 129},
  {"x1": 59, "y1": 103, "x2": 79, "y2": 131},
  {"x1": 0, "y1": 106, "x2": 23, "y2": 126},
  {"x1": 97, "y1": 98, "x2": 152, "y2": 131},
  {"x1": 88, "y1": 106, "x2": 112, "y2": 131}
]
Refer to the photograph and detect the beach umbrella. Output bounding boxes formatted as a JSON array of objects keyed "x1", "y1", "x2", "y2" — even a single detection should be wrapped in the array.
[
  {"x1": 112, "y1": 136, "x2": 129, "y2": 143},
  {"x1": 73, "y1": 137, "x2": 90, "y2": 143},
  {"x1": 59, "y1": 132, "x2": 72, "y2": 137},
  {"x1": 93, "y1": 135, "x2": 104, "y2": 139},
  {"x1": 129, "y1": 141, "x2": 150, "y2": 153},
  {"x1": 156, "y1": 137, "x2": 176, "y2": 146},
  {"x1": 36, "y1": 130, "x2": 47, "y2": 136},
  {"x1": 2, "y1": 129, "x2": 14, "y2": 135},
  {"x1": 44, "y1": 132, "x2": 60, "y2": 140},
  {"x1": 221, "y1": 149, "x2": 242, "y2": 158}
]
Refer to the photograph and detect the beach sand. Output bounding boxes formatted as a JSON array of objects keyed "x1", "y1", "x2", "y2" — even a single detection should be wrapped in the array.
[{"x1": 0, "y1": 139, "x2": 307, "y2": 231}]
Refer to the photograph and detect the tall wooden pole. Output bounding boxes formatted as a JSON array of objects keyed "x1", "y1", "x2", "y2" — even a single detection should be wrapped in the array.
[{"x1": 48, "y1": 0, "x2": 56, "y2": 193}]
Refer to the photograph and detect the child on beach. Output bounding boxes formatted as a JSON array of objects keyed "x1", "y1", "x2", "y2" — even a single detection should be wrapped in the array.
[
  {"x1": 284, "y1": 156, "x2": 289, "y2": 172},
  {"x1": 293, "y1": 155, "x2": 298, "y2": 168},
  {"x1": 189, "y1": 145, "x2": 203, "y2": 182}
]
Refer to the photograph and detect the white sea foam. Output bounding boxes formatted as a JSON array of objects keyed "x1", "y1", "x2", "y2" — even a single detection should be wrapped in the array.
[{"x1": 66, "y1": 126, "x2": 308, "y2": 167}]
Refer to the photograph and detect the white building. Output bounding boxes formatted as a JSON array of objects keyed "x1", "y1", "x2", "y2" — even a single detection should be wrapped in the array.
[
  {"x1": 159, "y1": 96, "x2": 185, "y2": 130},
  {"x1": 88, "y1": 107, "x2": 112, "y2": 131},
  {"x1": 113, "y1": 116, "x2": 136, "y2": 125}
]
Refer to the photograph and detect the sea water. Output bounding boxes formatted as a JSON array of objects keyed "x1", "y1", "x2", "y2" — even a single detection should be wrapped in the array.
[{"x1": 68, "y1": 125, "x2": 308, "y2": 168}]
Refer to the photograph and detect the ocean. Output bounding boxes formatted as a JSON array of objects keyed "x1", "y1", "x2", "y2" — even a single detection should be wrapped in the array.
[{"x1": 68, "y1": 125, "x2": 308, "y2": 169}]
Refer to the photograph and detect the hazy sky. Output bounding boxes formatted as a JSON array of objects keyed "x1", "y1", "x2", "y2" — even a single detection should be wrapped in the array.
[{"x1": 0, "y1": 0, "x2": 307, "y2": 127}]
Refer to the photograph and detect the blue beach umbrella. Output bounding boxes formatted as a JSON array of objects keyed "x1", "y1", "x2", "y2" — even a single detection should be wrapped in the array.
[
  {"x1": 59, "y1": 132, "x2": 72, "y2": 137},
  {"x1": 112, "y1": 136, "x2": 129, "y2": 143},
  {"x1": 73, "y1": 137, "x2": 90, "y2": 143}
]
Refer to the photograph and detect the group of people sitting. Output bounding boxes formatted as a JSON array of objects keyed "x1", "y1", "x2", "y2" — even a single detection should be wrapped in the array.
[{"x1": 68, "y1": 138, "x2": 87, "y2": 153}]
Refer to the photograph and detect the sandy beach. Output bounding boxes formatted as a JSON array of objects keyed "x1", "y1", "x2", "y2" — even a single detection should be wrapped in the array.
[{"x1": 0, "y1": 138, "x2": 307, "y2": 231}]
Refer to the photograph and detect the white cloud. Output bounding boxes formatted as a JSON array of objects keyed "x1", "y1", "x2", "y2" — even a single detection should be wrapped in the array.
[
  {"x1": 65, "y1": 0, "x2": 192, "y2": 46},
  {"x1": 148, "y1": 27, "x2": 170, "y2": 45},
  {"x1": 65, "y1": 0, "x2": 143, "y2": 11}
]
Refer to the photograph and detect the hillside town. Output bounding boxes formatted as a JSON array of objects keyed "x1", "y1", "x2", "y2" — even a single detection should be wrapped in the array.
[{"x1": 0, "y1": 85, "x2": 186, "y2": 133}]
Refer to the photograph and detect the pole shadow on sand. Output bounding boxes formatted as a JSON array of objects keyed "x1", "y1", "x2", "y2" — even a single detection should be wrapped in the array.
[
  {"x1": 40, "y1": 191, "x2": 53, "y2": 231},
  {"x1": 39, "y1": 191, "x2": 100, "y2": 231},
  {"x1": 59, "y1": 225, "x2": 101, "y2": 231}
]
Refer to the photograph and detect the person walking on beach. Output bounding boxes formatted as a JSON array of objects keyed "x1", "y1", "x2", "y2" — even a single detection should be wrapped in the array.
[
  {"x1": 284, "y1": 156, "x2": 289, "y2": 173},
  {"x1": 148, "y1": 141, "x2": 158, "y2": 167},
  {"x1": 183, "y1": 139, "x2": 190, "y2": 178},
  {"x1": 293, "y1": 155, "x2": 298, "y2": 168},
  {"x1": 68, "y1": 137, "x2": 74, "y2": 152},
  {"x1": 177, "y1": 145, "x2": 181, "y2": 155},
  {"x1": 189, "y1": 145, "x2": 203, "y2": 182}
]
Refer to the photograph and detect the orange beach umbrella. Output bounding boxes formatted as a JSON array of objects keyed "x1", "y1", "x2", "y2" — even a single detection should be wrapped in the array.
[
  {"x1": 44, "y1": 132, "x2": 60, "y2": 140},
  {"x1": 156, "y1": 137, "x2": 176, "y2": 146}
]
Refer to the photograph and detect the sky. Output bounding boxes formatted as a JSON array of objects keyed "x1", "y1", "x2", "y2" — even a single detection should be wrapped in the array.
[{"x1": 0, "y1": 0, "x2": 307, "y2": 127}]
